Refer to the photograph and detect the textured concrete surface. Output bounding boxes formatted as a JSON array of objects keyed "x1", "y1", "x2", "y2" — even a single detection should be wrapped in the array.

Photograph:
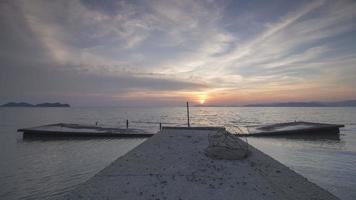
[
  {"x1": 19, "y1": 123, "x2": 153, "y2": 137},
  {"x1": 63, "y1": 127, "x2": 338, "y2": 200}
]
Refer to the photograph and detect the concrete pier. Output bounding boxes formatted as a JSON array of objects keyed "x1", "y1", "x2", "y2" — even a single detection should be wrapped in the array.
[
  {"x1": 64, "y1": 127, "x2": 338, "y2": 200},
  {"x1": 238, "y1": 121, "x2": 344, "y2": 137},
  {"x1": 18, "y1": 123, "x2": 154, "y2": 138}
]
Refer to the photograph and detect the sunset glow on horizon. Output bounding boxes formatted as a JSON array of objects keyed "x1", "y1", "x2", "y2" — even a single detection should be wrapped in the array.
[
  {"x1": 198, "y1": 94, "x2": 207, "y2": 105},
  {"x1": 1, "y1": 0, "x2": 356, "y2": 106}
]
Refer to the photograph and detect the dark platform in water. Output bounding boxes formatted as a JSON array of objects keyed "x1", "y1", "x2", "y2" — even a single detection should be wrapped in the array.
[
  {"x1": 238, "y1": 121, "x2": 344, "y2": 137},
  {"x1": 18, "y1": 123, "x2": 154, "y2": 138}
]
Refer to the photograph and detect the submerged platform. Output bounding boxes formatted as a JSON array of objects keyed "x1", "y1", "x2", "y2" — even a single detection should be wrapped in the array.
[
  {"x1": 239, "y1": 121, "x2": 344, "y2": 137},
  {"x1": 64, "y1": 127, "x2": 338, "y2": 200},
  {"x1": 18, "y1": 123, "x2": 154, "y2": 138}
]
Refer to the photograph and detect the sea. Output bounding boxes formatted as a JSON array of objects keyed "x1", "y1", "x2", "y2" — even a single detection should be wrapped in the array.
[{"x1": 0, "y1": 107, "x2": 355, "y2": 200}]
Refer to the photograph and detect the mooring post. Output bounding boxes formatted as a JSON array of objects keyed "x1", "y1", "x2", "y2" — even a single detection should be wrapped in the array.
[
  {"x1": 186, "y1": 101, "x2": 190, "y2": 128},
  {"x1": 159, "y1": 122, "x2": 162, "y2": 131},
  {"x1": 126, "y1": 119, "x2": 129, "y2": 129}
]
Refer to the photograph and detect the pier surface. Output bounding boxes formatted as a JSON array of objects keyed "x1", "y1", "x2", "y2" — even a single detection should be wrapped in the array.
[{"x1": 64, "y1": 127, "x2": 338, "y2": 200}]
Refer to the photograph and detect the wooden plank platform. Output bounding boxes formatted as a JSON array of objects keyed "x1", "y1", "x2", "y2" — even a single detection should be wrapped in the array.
[
  {"x1": 18, "y1": 123, "x2": 154, "y2": 138},
  {"x1": 238, "y1": 121, "x2": 344, "y2": 137}
]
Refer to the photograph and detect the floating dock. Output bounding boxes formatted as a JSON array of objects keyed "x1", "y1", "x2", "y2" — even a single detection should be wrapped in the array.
[
  {"x1": 238, "y1": 121, "x2": 344, "y2": 137},
  {"x1": 18, "y1": 123, "x2": 154, "y2": 138},
  {"x1": 63, "y1": 127, "x2": 338, "y2": 200},
  {"x1": 18, "y1": 121, "x2": 344, "y2": 139}
]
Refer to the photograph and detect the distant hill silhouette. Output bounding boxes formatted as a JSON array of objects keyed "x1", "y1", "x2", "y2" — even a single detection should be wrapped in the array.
[
  {"x1": 244, "y1": 100, "x2": 356, "y2": 107},
  {"x1": 1, "y1": 102, "x2": 34, "y2": 107},
  {"x1": 1, "y1": 102, "x2": 70, "y2": 107}
]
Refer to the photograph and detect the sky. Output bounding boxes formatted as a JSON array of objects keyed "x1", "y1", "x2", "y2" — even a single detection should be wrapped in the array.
[{"x1": 1, "y1": 0, "x2": 356, "y2": 106}]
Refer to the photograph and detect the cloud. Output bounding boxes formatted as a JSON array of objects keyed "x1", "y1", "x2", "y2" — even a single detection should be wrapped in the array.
[
  {"x1": 182, "y1": 0, "x2": 356, "y2": 92},
  {"x1": 1, "y1": 0, "x2": 356, "y2": 105},
  {"x1": 1, "y1": 0, "x2": 213, "y2": 104},
  {"x1": 0, "y1": 63, "x2": 207, "y2": 105}
]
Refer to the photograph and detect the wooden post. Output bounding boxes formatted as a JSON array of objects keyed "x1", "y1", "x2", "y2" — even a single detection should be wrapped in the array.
[
  {"x1": 186, "y1": 101, "x2": 190, "y2": 128},
  {"x1": 126, "y1": 119, "x2": 129, "y2": 129},
  {"x1": 159, "y1": 122, "x2": 162, "y2": 131}
]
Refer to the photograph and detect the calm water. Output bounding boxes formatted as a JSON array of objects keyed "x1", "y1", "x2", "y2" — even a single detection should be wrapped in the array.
[{"x1": 0, "y1": 107, "x2": 355, "y2": 199}]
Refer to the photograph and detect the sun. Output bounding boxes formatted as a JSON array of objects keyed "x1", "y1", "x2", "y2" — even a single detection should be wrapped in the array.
[{"x1": 198, "y1": 94, "x2": 207, "y2": 104}]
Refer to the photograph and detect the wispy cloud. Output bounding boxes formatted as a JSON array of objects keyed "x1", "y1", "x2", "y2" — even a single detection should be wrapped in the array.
[
  {"x1": 178, "y1": 0, "x2": 356, "y2": 100},
  {"x1": 1, "y1": 0, "x2": 356, "y2": 105}
]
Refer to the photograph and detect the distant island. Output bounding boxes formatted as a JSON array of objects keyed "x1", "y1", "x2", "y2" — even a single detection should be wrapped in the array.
[
  {"x1": 1, "y1": 102, "x2": 70, "y2": 107},
  {"x1": 244, "y1": 100, "x2": 356, "y2": 107}
]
